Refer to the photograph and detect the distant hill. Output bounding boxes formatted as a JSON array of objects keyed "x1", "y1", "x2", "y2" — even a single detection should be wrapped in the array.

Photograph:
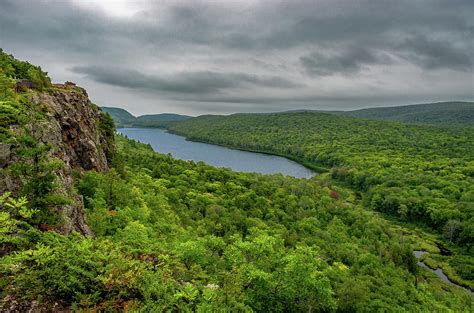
[
  {"x1": 136, "y1": 113, "x2": 191, "y2": 124},
  {"x1": 102, "y1": 107, "x2": 191, "y2": 127},
  {"x1": 339, "y1": 101, "x2": 474, "y2": 125},
  {"x1": 101, "y1": 107, "x2": 136, "y2": 127},
  {"x1": 104, "y1": 101, "x2": 474, "y2": 128}
]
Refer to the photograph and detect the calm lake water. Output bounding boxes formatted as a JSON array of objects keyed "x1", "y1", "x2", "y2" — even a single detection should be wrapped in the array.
[{"x1": 118, "y1": 128, "x2": 315, "y2": 178}]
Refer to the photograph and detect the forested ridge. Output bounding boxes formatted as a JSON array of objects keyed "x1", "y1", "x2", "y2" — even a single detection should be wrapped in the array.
[
  {"x1": 339, "y1": 101, "x2": 474, "y2": 125},
  {"x1": 1, "y1": 51, "x2": 473, "y2": 311},
  {"x1": 169, "y1": 113, "x2": 474, "y2": 245},
  {"x1": 168, "y1": 112, "x2": 474, "y2": 294}
]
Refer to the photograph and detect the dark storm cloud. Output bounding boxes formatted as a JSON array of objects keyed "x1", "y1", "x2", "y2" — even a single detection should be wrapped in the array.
[
  {"x1": 72, "y1": 66, "x2": 301, "y2": 94},
  {"x1": 1, "y1": 0, "x2": 472, "y2": 61},
  {"x1": 0, "y1": 0, "x2": 472, "y2": 114}
]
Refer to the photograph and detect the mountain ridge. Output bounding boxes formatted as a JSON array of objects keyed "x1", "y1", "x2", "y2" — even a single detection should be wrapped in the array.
[
  {"x1": 338, "y1": 101, "x2": 474, "y2": 125},
  {"x1": 101, "y1": 106, "x2": 191, "y2": 127},
  {"x1": 104, "y1": 101, "x2": 474, "y2": 127},
  {"x1": 280, "y1": 101, "x2": 474, "y2": 125}
]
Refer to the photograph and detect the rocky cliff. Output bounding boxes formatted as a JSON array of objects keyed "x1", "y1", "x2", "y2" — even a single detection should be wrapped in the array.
[{"x1": 0, "y1": 83, "x2": 115, "y2": 236}]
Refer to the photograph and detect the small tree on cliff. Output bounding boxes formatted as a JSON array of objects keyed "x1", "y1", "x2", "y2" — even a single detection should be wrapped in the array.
[{"x1": 9, "y1": 99, "x2": 68, "y2": 226}]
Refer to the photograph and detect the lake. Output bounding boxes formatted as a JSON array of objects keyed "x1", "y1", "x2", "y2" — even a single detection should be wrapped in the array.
[{"x1": 118, "y1": 128, "x2": 315, "y2": 178}]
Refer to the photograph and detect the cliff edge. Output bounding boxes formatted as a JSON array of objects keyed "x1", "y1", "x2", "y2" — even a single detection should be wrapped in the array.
[{"x1": 0, "y1": 83, "x2": 115, "y2": 236}]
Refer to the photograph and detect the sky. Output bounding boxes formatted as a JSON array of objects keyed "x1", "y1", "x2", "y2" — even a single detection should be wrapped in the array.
[{"x1": 0, "y1": 0, "x2": 473, "y2": 116}]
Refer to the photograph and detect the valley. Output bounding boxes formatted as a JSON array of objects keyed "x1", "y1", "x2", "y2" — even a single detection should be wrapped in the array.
[{"x1": 1, "y1": 50, "x2": 473, "y2": 311}]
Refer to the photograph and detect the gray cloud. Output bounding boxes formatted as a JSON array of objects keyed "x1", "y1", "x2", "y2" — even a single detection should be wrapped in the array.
[
  {"x1": 300, "y1": 48, "x2": 390, "y2": 76},
  {"x1": 0, "y1": 0, "x2": 472, "y2": 115},
  {"x1": 72, "y1": 66, "x2": 301, "y2": 95},
  {"x1": 396, "y1": 35, "x2": 473, "y2": 71}
]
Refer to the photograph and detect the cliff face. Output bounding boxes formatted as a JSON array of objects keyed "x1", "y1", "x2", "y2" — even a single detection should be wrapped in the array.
[
  {"x1": 39, "y1": 86, "x2": 113, "y2": 173},
  {"x1": 0, "y1": 84, "x2": 115, "y2": 236}
]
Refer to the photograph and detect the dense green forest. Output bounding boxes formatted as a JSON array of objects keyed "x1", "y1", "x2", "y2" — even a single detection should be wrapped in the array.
[
  {"x1": 2, "y1": 136, "x2": 472, "y2": 311},
  {"x1": 169, "y1": 113, "x2": 474, "y2": 246},
  {"x1": 339, "y1": 102, "x2": 474, "y2": 125},
  {"x1": 1, "y1": 51, "x2": 473, "y2": 311},
  {"x1": 168, "y1": 112, "x2": 474, "y2": 294},
  {"x1": 102, "y1": 106, "x2": 191, "y2": 128}
]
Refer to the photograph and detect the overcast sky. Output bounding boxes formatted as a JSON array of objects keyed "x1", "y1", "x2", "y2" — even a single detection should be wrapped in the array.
[{"x1": 1, "y1": 0, "x2": 473, "y2": 116}]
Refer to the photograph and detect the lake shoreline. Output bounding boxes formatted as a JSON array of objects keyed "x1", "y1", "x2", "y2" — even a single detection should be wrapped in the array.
[
  {"x1": 165, "y1": 129, "x2": 329, "y2": 173},
  {"x1": 118, "y1": 127, "x2": 317, "y2": 178}
]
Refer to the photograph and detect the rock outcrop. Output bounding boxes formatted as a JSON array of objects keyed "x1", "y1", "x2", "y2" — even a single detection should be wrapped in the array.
[
  {"x1": 0, "y1": 143, "x2": 10, "y2": 168},
  {"x1": 39, "y1": 86, "x2": 113, "y2": 173},
  {"x1": 0, "y1": 83, "x2": 115, "y2": 236}
]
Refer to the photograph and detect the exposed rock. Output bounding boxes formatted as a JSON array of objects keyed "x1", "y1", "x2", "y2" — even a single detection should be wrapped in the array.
[
  {"x1": 38, "y1": 87, "x2": 113, "y2": 173},
  {"x1": 0, "y1": 143, "x2": 10, "y2": 168},
  {"x1": 1, "y1": 84, "x2": 115, "y2": 236},
  {"x1": 1, "y1": 294, "x2": 71, "y2": 312}
]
